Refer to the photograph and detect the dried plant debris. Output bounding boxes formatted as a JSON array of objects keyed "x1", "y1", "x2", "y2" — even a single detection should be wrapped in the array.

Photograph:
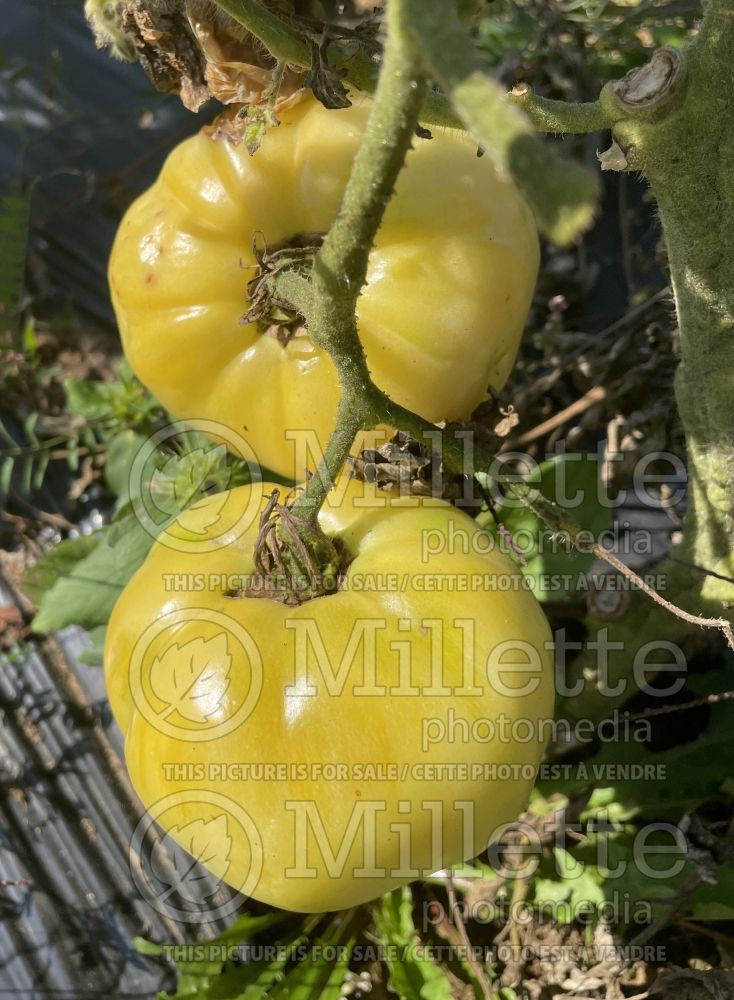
[
  {"x1": 501, "y1": 289, "x2": 681, "y2": 492},
  {"x1": 187, "y1": 0, "x2": 311, "y2": 112},
  {"x1": 86, "y1": 0, "x2": 312, "y2": 112},
  {"x1": 350, "y1": 430, "x2": 486, "y2": 515},
  {"x1": 119, "y1": 1, "x2": 211, "y2": 110},
  {"x1": 85, "y1": 0, "x2": 373, "y2": 120}
]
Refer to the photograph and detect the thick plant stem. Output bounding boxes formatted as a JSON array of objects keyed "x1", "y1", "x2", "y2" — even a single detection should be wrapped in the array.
[
  {"x1": 558, "y1": 12, "x2": 734, "y2": 723},
  {"x1": 287, "y1": 0, "x2": 426, "y2": 525},
  {"x1": 510, "y1": 85, "x2": 613, "y2": 134},
  {"x1": 212, "y1": 0, "x2": 311, "y2": 67},
  {"x1": 290, "y1": 404, "x2": 364, "y2": 523}
]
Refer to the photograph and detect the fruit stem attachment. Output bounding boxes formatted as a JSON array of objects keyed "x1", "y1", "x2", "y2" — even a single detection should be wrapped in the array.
[{"x1": 254, "y1": 490, "x2": 346, "y2": 603}]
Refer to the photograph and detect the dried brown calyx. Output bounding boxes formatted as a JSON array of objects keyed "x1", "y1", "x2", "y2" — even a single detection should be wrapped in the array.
[
  {"x1": 350, "y1": 431, "x2": 487, "y2": 516},
  {"x1": 243, "y1": 231, "x2": 324, "y2": 345},
  {"x1": 88, "y1": 0, "x2": 383, "y2": 140},
  {"x1": 90, "y1": 0, "x2": 316, "y2": 112},
  {"x1": 233, "y1": 489, "x2": 351, "y2": 604}
]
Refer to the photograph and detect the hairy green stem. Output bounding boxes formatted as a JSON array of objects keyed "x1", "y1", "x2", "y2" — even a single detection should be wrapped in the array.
[
  {"x1": 294, "y1": 402, "x2": 365, "y2": 522},
  {"x1": 510, "y1": 85, "x2": 613, "y2": 134},
  {"x1": 211, "y1": 0, "x2": 311, "y2": 67},
  {"x1": 286, "y1": 0, "x2": 426, "y2": 525}
]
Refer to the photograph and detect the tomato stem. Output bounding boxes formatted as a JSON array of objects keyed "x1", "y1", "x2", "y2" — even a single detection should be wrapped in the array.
[
  {"x1": 510, "y1": 85, "x2": 612, "y2": 134},
  {"x1": 284, "y1": 0, "x2": 426, "y2": 528},
  {"x1": 211, "y1": 0, "x2": 312, "y2": 69},
  {"x1": 292, "y1": 403, "x2": 364, "y2": 524},
  {"x1": 269, "y1": 253, "x2": 587, "y2": 541}
]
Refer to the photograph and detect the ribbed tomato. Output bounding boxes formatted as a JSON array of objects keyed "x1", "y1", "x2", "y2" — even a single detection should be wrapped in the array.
[
  {"x1": 105, "y1": 478, "x2": 554, "y2": 911},
  {"x1": 109, "y1": 95, "x2": 539, "y2": 478}
]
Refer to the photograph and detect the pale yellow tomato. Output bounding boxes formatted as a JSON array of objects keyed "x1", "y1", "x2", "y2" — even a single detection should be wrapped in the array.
[
  {"x1": 109, "y1": 95, "x2": 539, "y2": 479},
  {"x1": 105, "y1": 478, "x2": 554, "y2": 912}
]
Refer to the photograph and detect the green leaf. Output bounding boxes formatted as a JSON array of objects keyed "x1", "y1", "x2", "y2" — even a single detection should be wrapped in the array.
[
  {"x1": 28, "y1": 514, "x2": 154, "y2": 632},
  {"x1": 65, "y1": 378, "x2": 115, "y2": 420},
  {"x1": 533, "y1": 877, "x2": 571, "y2": 906},
  {"x1": 372, "y1": 888, "x2": 455, "y2": 1000},
  {"x1": 539, "y1": 666, "x2": 734, "y2": 818},
  {"x1": 105, "y1": 428, "x2": 146, "y2": 506},
  {"x1": 568, "y1": 870, "x2": 606, "y2": 913},
  {"x1": 66, "y1": 435, "x2": 80, "y2": 472},
  {"x1": 23, "y1": 411, "x2": 39, "y2": 445},
  {"x1": 496, "y1": 454, "x2": 612, "y2": 602},
  {"x1": 1, "y1": 456, "x2": 13, "y2": 495},
  {"x1": 21, "y1": 319, "x2": 38, "y2": 356},
  {"x1": 134, "y1": 913, "x2": 287, "y2": 998},
  {"x1": 142, "y1": 911, "x2": 356, "y2": 1000},
  {"x1": 149, "y1": 442, "x2": 231, "y2": 517},
  {"x1": 64, "y1": 363, "x2": 163, "y2": 437},
  {"x1": 21, "y1": 534, "x2": 100, "y2": 607},
  {"x1": 269, "y1": 937, "x2": 353, "y2": 1000}
]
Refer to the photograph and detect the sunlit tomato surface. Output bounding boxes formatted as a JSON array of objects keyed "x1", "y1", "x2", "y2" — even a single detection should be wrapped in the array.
[
  {"x1": 105, "y1": 479, "x2": 554, "y2": 912},
  {"x1": 108, "y1": 95, "x2": 539, "y2": 479}
]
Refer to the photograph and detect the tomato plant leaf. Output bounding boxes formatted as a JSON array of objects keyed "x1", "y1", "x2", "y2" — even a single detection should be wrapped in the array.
[
  {"x1": 136, "y1": 913, "x2": 343, "y2": 999},
  {"x1": 150, "y1": 444, "x2": 229, "y2": 515},
  {"x1": 105, "y1": 428, "x2": 147, "y2": 507},
  {"x1": 134, "y1": 913, "x2": 285, "y2": 998},
  {"x1": 268, "y1": 936, "x2": 354, "y2": 1000},
  {"x1": 26, "y1": 513, "x2": 153, "y2": 633},
  {"x1": 372, "y1": 887, "x2": 455, "y2": 1000},
  {"x1": 21, "y1": 533, "x2": 100, "y2": 607},
  {"x1": 539, "y1": 665, "x2": 734, "y2": 818},
  {"x1": 495, "y1": 454, "x2": 612, "y2": 602},
  {"x1": 305, "y1": 36, "x2": 351, "y2": 110}
]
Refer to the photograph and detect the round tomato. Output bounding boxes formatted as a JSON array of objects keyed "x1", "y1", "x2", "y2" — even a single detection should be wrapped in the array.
[
  {"x1": 105, "y1": 478, "x2": 554, "y2": 912},
  {"x1": 108, "y1": 95, "x2": 539, "y2": 480}
]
